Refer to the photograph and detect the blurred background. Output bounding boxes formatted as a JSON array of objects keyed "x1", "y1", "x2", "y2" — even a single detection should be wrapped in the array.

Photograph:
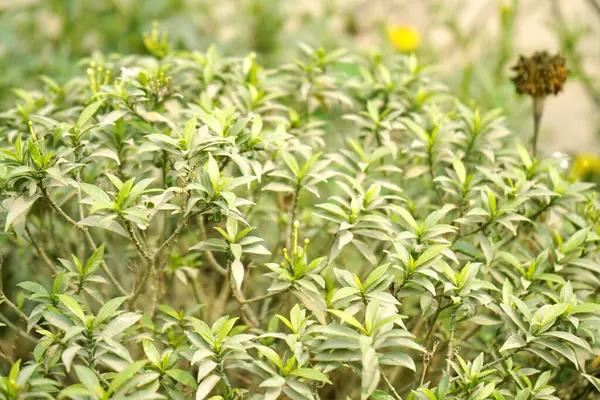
[{"x1": 0, "y1": 0, "x2": 599, "y2": 173}]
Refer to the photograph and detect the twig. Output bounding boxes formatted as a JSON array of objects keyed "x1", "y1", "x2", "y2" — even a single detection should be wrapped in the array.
[
  {"x1": 198, "y1": 216, "x2": 228, "y2": 276},
  {"x1": 445, "y1": 306, "x2": 458, "y2": 376},
  {"x1": 481, "y1": 349, "x2": 520, "y2": 369},
  {"x1": 41, "y1": 186, "x2": 128, "y2": 296},
  {"x1": 24, "y1": 225, "x2": 58, "y2": 276},
  {"x1": 0, "y1": 254, "x2": 43, "y2": 332},
  {"x1": 380, "y1": 367, "x2": 402, "y2": 400},
  {"x1": 420, "y1": 340, "x2": 440, "y2": 386},
  {"x1": 125, "y1": 220, "x2": 153, "y2": 262},
  {"x1": 531, "y1": 97, "x2": 545, "y2": 157},
  {"x1": 239, "y1": 288, "x2": 289, "y2": 305},
  {"x1": 228, "y1": 260, "x2": 260, "y2": 327},
  {"x1": 128, "y1": 208, "x2": 200, "y2": 308},
  {"x1": 423, "y1": 296, "x2": 444, "y2": 347},
  {"x1": 0, "y1": 313, "x2": 37, "y2": 344}
]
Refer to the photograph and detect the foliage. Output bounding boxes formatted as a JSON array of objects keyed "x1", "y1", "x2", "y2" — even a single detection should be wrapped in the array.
[{"x1": 0, "y1": 37, "x2": 600, "y2": 400}]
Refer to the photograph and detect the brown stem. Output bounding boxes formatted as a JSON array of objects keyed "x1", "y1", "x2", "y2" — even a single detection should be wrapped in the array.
[
  {"x1": 199, "y1": 216, "x2": 228, "y2": 276},
  {"x1": 41, "y1": 186, "x2": 128, "y2": 296},
  {"x1": 531, "y1": 96, "x2": 545, "y2": 157},
  {"x1": 380, "y1": 367, "x2": 402, "y2": 400},
  {"x1": 240, "y1": 288, "x2": 289, "y2": 304},
  {"x1": 125, "y1": 220, "x2": 153, "y2": 262},
  {"x1": 482, "y1": 349, "x2": 520, "y2": 369},
  {"x1": 445, "y1": 306, "x2": 458, "y2": 376},
  {"x1": 227, "y1": 259, "x2": 260, "y2": 327},
  {"x1": 25, "y1": 225, "x2": 58, "y2": 276}
]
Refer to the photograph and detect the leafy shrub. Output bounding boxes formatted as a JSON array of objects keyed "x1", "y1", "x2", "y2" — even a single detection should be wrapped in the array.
[{"x1": 0, "y1": 42, "x2": 600, "y2": 400}]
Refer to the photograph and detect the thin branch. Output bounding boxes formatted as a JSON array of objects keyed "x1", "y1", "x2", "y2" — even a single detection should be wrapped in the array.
[
  {"x1": 445, "y1": 306, "x2": 458, "y2": 376},
  {"x1": 0, "y1": 254, "x2": 43, "y2": 332},
  {"x1": 41, "y1": 186, "x2": 128, "y2": 296},
  {"x1": 124, "y1": 220, "x2": 153, "y2": 262},
  {"x1": 420, "y1": 340, "x2": 440, "y2": 387},
  {"x1": 239, "y1": 288, "x2": 289, "y2": 304},
  {"x1": 481, "y1": 349, "x2": 520, "y2": 370},
  {"x1": 154, "y1": 214, "x2": 189, "y2": 256},
  {"x1": 424, "y1": 298, "x2": 449, "y2": 348},
  {"x1": 228, "y1": 260, "x2": 260, "y2": 327},
  {"x1": 128, "y1": 207, "x2": 200, "y2": 308},
  {"x1": 0, "y1": 313, "x2": 37, "y2": 344},
  {"x1": 25, "y1": 225, "x2": 58, "y2": 275},
  {"x1": 199, "y1": 216, "x2": 228, "y2": 275},
  {"x1": 380, "y1": 367, "x2": 402, "y2": 400}
]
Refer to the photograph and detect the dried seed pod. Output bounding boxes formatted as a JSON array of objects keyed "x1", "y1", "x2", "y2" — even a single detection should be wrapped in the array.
[{"x1": 511, "y1": 51, "x2": 568, "y2": 98}]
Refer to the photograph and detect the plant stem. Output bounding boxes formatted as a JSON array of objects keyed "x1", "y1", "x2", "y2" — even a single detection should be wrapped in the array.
[
  {"x1": 531, "y1": 96, "x2": 545, "y2": 157},
  {"x1": 0, "y1": 313, "x2": 37, "y2": 344},
  {"x1": 128, "y1": 208, "x2": 199, "y2": 308},
  {"x1": 41, "y1": 186, "x2": 128, "y2": 296},
  {"x1": 227, "y1": 259, "x2": 260, "y2": 327},
  {"x1": 125, "y1": 220, "x2": 153, "y2": 262},
  {"x1": 25, "y1": 225, "x2": 58, "y2": 275},
  {"x1": 239, "y1": 287, "x2": 289, "y2": 304},
  {"x1": 445, "y1": 306, "x2": 458, "y2": 377},
  {"x1": 198, "y1": 216, "x2": 228, "y2": 276},
  {"x1": 0, "y1": 253, "x2": 44, "y2": 332},
  {"x1": 423, "y1": 297, "x2": 446, "y2": 348},
  {"x1": 380, "y1": 367, "x2": 402, "y2": 400},
  {"x1": 481, "y1": 349, "x2": 520, "y2": 369},
  {"x1": 286, "y1": 181, "x2": 301, "y2": 250}
]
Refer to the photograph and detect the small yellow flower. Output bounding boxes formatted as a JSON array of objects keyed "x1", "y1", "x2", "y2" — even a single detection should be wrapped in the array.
[
  {"x1": 572, "y1": 154, "x2": 600, "y2": 180},
  {"x1": 387, "y1": 25, "x2": 420, "y2": 52}
]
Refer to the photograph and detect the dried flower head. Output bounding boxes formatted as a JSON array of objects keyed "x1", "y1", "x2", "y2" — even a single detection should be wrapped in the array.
[{"x1": 511, "y1": 51, "x2": 568, "y2": 98}]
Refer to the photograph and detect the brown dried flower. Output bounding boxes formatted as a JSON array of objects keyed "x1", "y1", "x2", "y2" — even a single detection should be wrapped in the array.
[{"x1": 511, "y1": 51, "x2": 568, "y2": 98}]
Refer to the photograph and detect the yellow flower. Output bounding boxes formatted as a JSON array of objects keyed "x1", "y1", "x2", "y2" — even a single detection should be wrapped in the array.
[
  {"x1": 572, "y1": 154, "x2": 600, "y2": 180},
  {"x1": 387, "y1": 25, "x2": 420, "y2": 52}
]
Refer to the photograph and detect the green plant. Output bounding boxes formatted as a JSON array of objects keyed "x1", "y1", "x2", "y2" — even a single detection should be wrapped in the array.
[{"x1": 1, "y1": 39, "x2": 600, "y2": 400}]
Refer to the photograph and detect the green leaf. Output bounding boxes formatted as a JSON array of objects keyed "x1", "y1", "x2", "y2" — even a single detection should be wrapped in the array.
[
  {"x1": 289, "y1": 368, "x2": 332, "y2": 384},
  {"x1": 231, "y1": 259, "x2": 244, "y2": 290},
  {"x1": 206, "y1": 154, "x2": 220, "y2": 186},
  {"x1": 74, "y1": 365, "x2": 103, "y2": 399},
  {"x1": 77, "y1": 100, "x2": 104, "y2": 129},
  {"x1": 84, "y1": 243, "x2": 105, "y2": 276},
  {"x1": 58, "y1": 295, "x2": 86, "y2": 323},
  {"x1": 61, "y1": 345, "x2": 83, "y2": 373},
  {"x1": 452, "y1": 157, "x2": 466, "y2": 184},
  {"x1": 5, "y1": 195, "x2": 40, "y2": 231},
  {"x1": 328, "y1": 309, "x2": 365, "y2": 332},
  {"x1": 80, "y1": 183, "x2": 112, "y2": 205},
  {"x1": 107, "y1": 361, "x2": 147, "y2": 395},
  {"x1": 255, "y1": 345, "x2": 283, "y2": 370},
  {"x1": 166, "y1": 369, "x2": 198, "y2": 389},
  {"x1": 563, "y1": 228, "x2": 589, "y2": 253},
  {"x1": 94, "y1": 297, "x2": 126, "y2": 326},
  {"x1": 360, "y1": 336, "x2": 380, "y2": 400},
  {"x1": 101, "y1": 312, "x2": 141, "y2": 338},
  {"x1": 583, "y1": 373, "x2": 600, "y2": 393},
  {"x1": 196, "y1": 374, "x2": 221, "y2": 400},
  {"x1": 364, "y1": 264, "x2": 389, "y2": 289},
  {"x1": 330, "y1": 287, "x2": 361, "y2": 303},
  {"x1": 499, "y1": 334, "x2": 526, "y2": 353},
  {"x1": 281, "y1": 152, "x2": 300, "y2": 176},
  {"x1": 143, "y1": 340, "x2": 162, "y2": 367},
  {"x1": 414, "y1": 245, "x2": 448, "y2": 268}
]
